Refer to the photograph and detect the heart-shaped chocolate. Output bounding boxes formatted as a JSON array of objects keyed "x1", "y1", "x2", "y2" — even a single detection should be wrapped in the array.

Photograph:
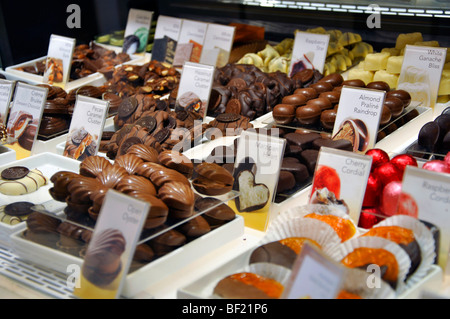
[{"x1": 235, "y1": 170, "x2": 269, "y2": 212}]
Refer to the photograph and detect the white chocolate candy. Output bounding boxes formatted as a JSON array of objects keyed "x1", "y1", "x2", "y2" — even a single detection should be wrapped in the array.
[
  {"x1": 364, "y1": 52, "x2": 391, "y2": 71},
  {"x1": 386, "y1": 56, "x2": 404, "y2": 74},
  {"x1": 348, "y1": 68, "x2": 374, "y2": 85},
  {"x1": 373, "y1": 70, "x2": 399, "y2": 89},
  {"x1": 395, "y1": 32, "x2": 423, "y2": 50},
  {"x1": 0, "y1": 169, "x2": 48, "y2": 196}
]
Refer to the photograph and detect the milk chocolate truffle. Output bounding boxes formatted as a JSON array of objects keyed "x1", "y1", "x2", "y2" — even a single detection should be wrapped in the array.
[
  {"x1": 294, "y1": 87, "x2": 318, "y2": 100},
  {"x1": 273, "y1": 104, "x2": 295, "y2": 125},
  {"x1": 386, "y1": 89, "x2": 411, "y2": 108},
  {"x1": 319, "y1": 73, "x2": 344, "y2": 87},
  {"x1": 307, "y1": 97, "x2": 333, "y2": 111},
  {"x1": 192, "y1": 162, "x2": 234, "y2": 195},
  {"x1": 380, "y1": 105, "x2": 392, "y2": 126},
  {"x1": 319, "y1": 91, "x2": 341, "y2": 105},
  {"x1": 295, "y1": 104, "x2": 321, "y2": 125},
  {"x1": 177, "y1": 215, "x2": 211, "y2": 238},
  {"x1": 342, "y1": 79, "x2": 366, "y2": 88},
  {"x1": 281, "y1": 94, "x2": 308, "y2": 106},
  {"x1": 309, "y1": 81, "x2": 333, "y2": 94},
  {"x1": 384, "y1": 97, "x2": 404, "y2": 118},
  {"x1": 149, "y1": 228, "x2": 186, "y2": 256},
  {"x1": 82, "y1": 228, "x2": 126, "y2": 287},
  {"x1": 320, "y1": 109, "x2": 337, "y2": 130},
  {"x1": 366, "y1": 81, "x2": 390, "y2": 92},
  {"x1": 194, "y1": 197, "x2": 236, "y2": 228}
]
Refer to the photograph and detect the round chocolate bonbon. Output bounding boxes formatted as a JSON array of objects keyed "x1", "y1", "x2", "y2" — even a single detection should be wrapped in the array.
[
  {"x1": 134, "y1": 116, "x2": 157, "y2": 133},
  {"x1": 418, "y1": 121, "x2": 440, "y2": 150},
  {"x1": 318, "y1": 73, "x2": 344, "y2": 87},
  {"x1": 342, "y1": 79, "x2": 366, "y2": 88},
  {"x1": 319, "y1": 91, "x2": 341, "y2": 105},
  {"x1": 386, "y1": 90, "x2": 411, "y2": 108},
  {"x1": 281, "y1": 94, "x2": 308, "y2": 106},
  {"x1": 383, "y1": 97, "x2": 404, "y2": 118},
  {"x1": 306, "y1": 97, "x2": 332, "y2": 111},
  {"x1": 295, "y1": 104, "x2": 321, "y2": 125},
  {"x1": 294, "y1": 87, "x2": 318, "y2": 100},
  {"x1": 4, "y1": 201, "x2": 34, "y2": 217},
  {"x1": 309, "y1": 81, "x2": 333, "y2": 94},
  {"x1": 366, "y1": 81, "x2": 390, "y2": 92},
  {"x1": 1, "y1": 166, "x2": 30, "y2": 180},
  {"x1": 215, "y1": 113, "x2": 241, "y2": 123},
  {"x1": 118, "y1": 96, "x2": 138, "y2": 118},
  {"x1": 273, "y1": 104, "x2": 295, "y2": 125},
  {"x1": 118, "y1": 136, "x2": 143, "y2": 156}
]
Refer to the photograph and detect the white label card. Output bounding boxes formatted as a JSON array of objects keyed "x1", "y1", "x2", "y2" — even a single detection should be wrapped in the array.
[
  {"x1": 332, "y1": 86, "x2": 386, "y2": 154},
  {"x1": 400, "y1": 165, "x2": 450, "y2": 269},
  {"x1": 123, "y1": 8, "x2": 153, "y2": 54},
  {"x1": 200, "y1": 23, "x2": 235, "y2": 68},
  {"x1": 282, "y1": 243, "x2": 345, "y2": 299},
  {"x1": 289, "y1": 31, "x2": 330, "y2": 76},
  {"x1": 309, "y1": 147, "x2": 372, "y2": 224},
  {"x1": 63, "y1": 95, "x2": 109, "y2": 160},
  {"x1": 173, "y1": 19, "x2": 208, "y2": 66},
  {"x1": 398, "y1": 45, "x2": 447, "y2": 110},
  {"x1": 74, "y1": 190, "x2": 149, "y2": 299},
  {"x1": 43, "y1": 34, "x2": 76, "y2": 85},
  {"x1": 175, "y1": 62, "x2": 215, "y2": 119},
  {"x1": 152, "y1": 15, "x2": 183, "y2": 64},
  {"x1": 6, "y1": 82, "x2": 48, "y2": 152},
  {"x1": 0, "y1": 79, "x2": 15, "y2": 125},
  {"x1": 230, "y1": 129, "x2": 286, "y2": 231}
]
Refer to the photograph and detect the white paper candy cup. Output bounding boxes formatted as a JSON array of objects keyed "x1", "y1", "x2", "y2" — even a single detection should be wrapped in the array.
[
  {"x1": 263, "y1": 217, "x2": 341, "y2": 257},
  {"x1": 374, "y1": 215, "x2": 436, "y2": 289},
  {"x1": 331, "y1": 236, "x2": 412, "y2": 294},
  {"x1": 277, "y1": 204, "x2": 360, "y2": 242},
  {"x1": 338, "y1": 267, "x2": 396, "y2": 299}
]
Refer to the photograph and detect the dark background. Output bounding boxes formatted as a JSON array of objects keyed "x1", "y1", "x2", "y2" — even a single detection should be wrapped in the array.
[{"x1": 1, "y1": 0, "x2": 449, "y2": 68}]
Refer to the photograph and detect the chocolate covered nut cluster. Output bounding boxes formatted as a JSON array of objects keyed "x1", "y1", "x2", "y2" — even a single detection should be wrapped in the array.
[
  {"x1": 208, "y1": 63, "x2": 298, "y2": 120},
  {"x1": 102, "y1": 60, "x2": 180, "y2": 98}
]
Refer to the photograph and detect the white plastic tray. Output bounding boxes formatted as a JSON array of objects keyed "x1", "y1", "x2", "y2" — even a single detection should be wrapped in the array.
[
  {"x1": 0, "y1": 152, "x2": 80, "y2": 247},
  {"x1": 10, "y1": 214, "x2": 245, "y2": 298},
  {"x1": 4, "y1": 45, "x2": 145, "y2": 91},
  {"x1": 177, "y1": 245, "x2": 443, "y2": 299},
  {"x1": 0, "y1": 146, "x2": 16, "y2": 165}
]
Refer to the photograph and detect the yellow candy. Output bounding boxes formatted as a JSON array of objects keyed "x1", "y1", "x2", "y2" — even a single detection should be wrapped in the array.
[
  {"x1": 373, "y1": 70, "x2": 399, "y2": 89},
  {"x1": 348, "y1": 68, "x2": 374, "y2": 85},
  {"x1": 364, "y1": 52, "x2": 391, "y2": 71},
  {"x1": 386, "y1": 56, "x2": 404, "y2": 74},
  {"x1": 395, "y1": 32, "x2": 423, "y2": 50}
]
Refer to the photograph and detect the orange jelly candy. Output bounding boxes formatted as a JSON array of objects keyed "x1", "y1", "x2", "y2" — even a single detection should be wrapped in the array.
[
  {"x1": 305, "y1": 213, "x2": 356, "y2": 242},
  {"x1": 230, "y1": 272, "x2": 284, "y2": 299}
]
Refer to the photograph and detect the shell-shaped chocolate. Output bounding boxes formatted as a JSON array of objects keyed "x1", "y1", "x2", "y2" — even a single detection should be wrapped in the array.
[
  {"x1": 89, "y1": 189, "x2": 108, "y2": 220},
  {"x1": 26, "y1": 211, "x2": 61, "y2": 233},
  {"x1": 134, "y1": 162, "x2": 166, "y2": 179},
  {"x1": 57, "y1": 221, "x2": 87, "y2": 240},
  {"x1": 158, "y1": 150, "x2": 193, "y2": 177},
  {"x1": 96, "y1": 165, "x2": 128, "y2": 188},
  {"x1": 126, "y1": 143, "x2": 159, "y2": 163},
  {"x1": 67, "y1": 176, "x2": 106, "y2": 204},
  {"x1": 114, "y1": 153, "x2": 144, "y2": 175},
  {"x1": 129, "y1": 193, "x2": 169, "y2": 221},
  {"x1": 79, "y1": 156, "x2": 113, "y2": 178},
  {"x1": 158, "y1": 181, "x2": 195, "y2": 212},
  {"x1": 149, "y1": 167, "x2": 190, "y2": 188},
  {"x1": 115, "y1": 174, "x2": 157, "y2": 196},
  {"x1": 195, "y1": 162, "x2": 234, "y2": 185},
  {"x1": 49, "y1": 171, "x2": 81, "y2": 201}
]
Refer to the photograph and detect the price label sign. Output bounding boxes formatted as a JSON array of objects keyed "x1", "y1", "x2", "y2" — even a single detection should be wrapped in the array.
[
  {"x1": 173, "y1": 19, "x2": 207, "y2": 67},
  {"x1": 230, "y1": 129, "x2": 286, "y2": 231},
  {"x1": 43, "y1": 34, "x2": 76, "y2": 86},
  {"x1": 174, "y1": 62, "x2": 215, "y2": 119},
  {"x1": 289, "y1": 31, "x2": 330, "y2": 76},
  {"x1": 73, "y1": 190, "x2": 149, "y2": 299},
  {"x1": 399, "y1": 165, "x2": 450, "y2": 269},
  {"x1": 6, "y1": 82, "x2": 48, "y2": 158},
  {"x1": 332, "y1": 86, "x2": 386, "y2": 154},
  {"x1": 398, "y1": 45, "x2": 447, "y2": 111},
  {"x1": 282, "y1": 243, "x2": 345, "y2": 299},
  {"x1": 309, "y1": 147, "x2": 372, "y2": 224},
  {"x1": 152, "y1": 15, "x2": 182, "y2": 64},
  {"x1": 122, "y1": 8, "x2": 153, "y2": 55},
  {"x1": 63, "y1": 95, "x2": 109, "y2": 160},
  {"x1": 200, "y1": 23, "x2": 235, "y2": 68},
  {"x1": 0, "y1": 79, "x2": 15, "y2": 125}
]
